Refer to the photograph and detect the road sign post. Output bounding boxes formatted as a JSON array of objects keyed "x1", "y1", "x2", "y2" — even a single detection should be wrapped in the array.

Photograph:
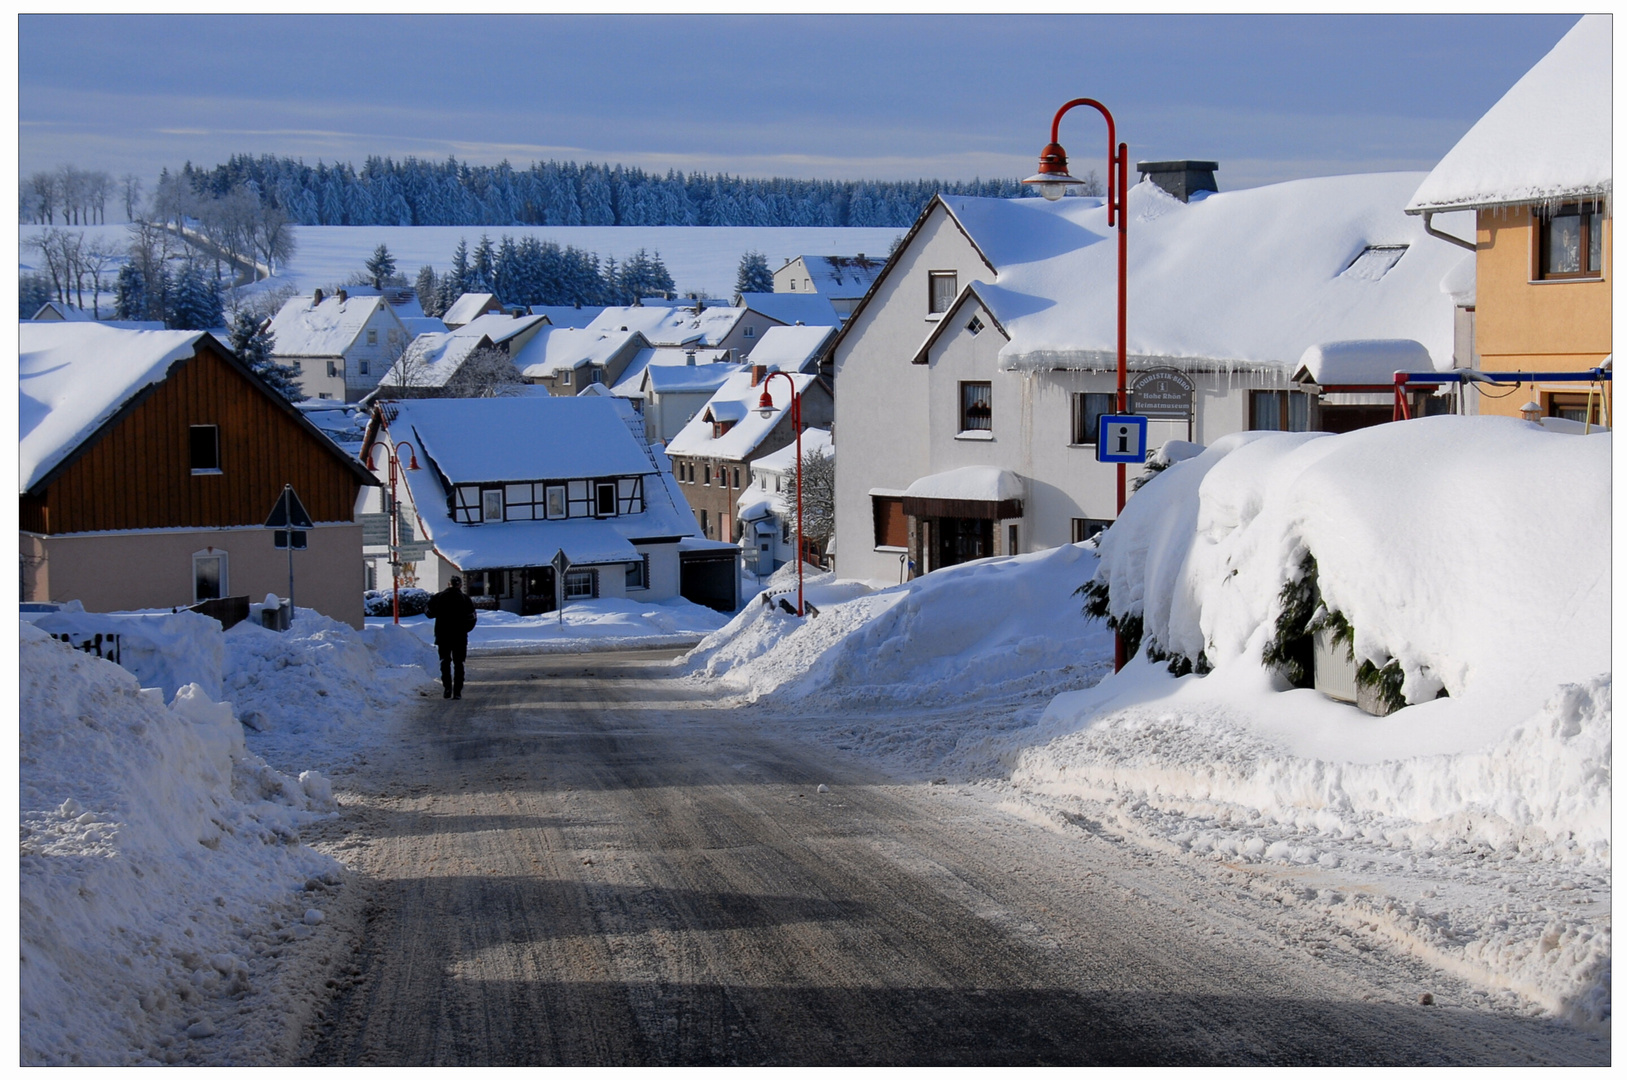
[
  {"x1": 264, "y1": 485, "x2": 314, "y2": 622},
  {"x1": 551, "y1": 548, "x2": 571, "y2": 627}
]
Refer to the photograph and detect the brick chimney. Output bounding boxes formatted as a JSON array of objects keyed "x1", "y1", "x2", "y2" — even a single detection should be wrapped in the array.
[
  {"x1": 335, "y1": 288, "x2": 348, "y2": 303},
  {"x1": 750, "y1": 364, "x2": 767, "y2": 387},
  {"x1": 1135, "y1": 160, "x2": 1219, "y2": 202},
  {"x1": 312, "y1": 288, "x2": 324, "y2": 304}
]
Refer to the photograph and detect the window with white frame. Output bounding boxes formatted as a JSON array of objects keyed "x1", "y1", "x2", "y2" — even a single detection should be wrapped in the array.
[
  {"x1": 546, "y1": 485, "x2": 566, "y2": 518},
  {"x1": 929, "y1": 272, "x2": 957, "y2": 314},
  {"x1": 482, "y1": 489, "x2": 504, "y2": 522},
  {"x1": 367, "y1": 329, "x2": 378, "y2": 345},
  {"x1": 625, "y1": 554, "x2": 649, "y2": 590},
  {"x1": 959, "y1": 381, "x2": 992, "y2": 432},
  {"x1": 359, "y1": 359, "x2": 370, "y2": 375},
  {"x1": 595, "y1": 482, "x2": 617, "y2": 516},
  {"x1": 192, "y1": 549, "x2": 227, "y2": 602},
  {"x1": 1071, "y1": 392, "x2": 1116, "y2": 444},
  {"x1": 565, "y1": 568, "x2": 596, "y2": 599}
]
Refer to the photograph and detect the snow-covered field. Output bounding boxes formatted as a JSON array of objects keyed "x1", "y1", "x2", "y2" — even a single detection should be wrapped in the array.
[
  {"x1": 19, "y1": 608, "x2": 437, "y2": 1064},
  {"x1": 684, "y1": 418, "x2": 1612, "y2": 1025},
  {"x1": 375, "y1": 595, "x2": 730, "y2": 655},
  {"x1": 20, "y1": 223, "x2": 904, "y2": 306}
]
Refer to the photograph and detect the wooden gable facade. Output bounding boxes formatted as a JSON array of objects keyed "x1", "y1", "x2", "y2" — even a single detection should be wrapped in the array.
[{"x1": 22, "y1": 335, "x2": 375, "y2": 536}]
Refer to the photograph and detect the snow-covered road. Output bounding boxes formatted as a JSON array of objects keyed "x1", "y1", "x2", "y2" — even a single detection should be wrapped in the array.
[{"x1": 300, "y1": 650, "x2": 1604, "y2": 1065}]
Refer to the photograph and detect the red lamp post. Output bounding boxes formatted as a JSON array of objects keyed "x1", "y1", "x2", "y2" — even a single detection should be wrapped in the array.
[
  {"x1": 756, "y1": 370, "x2": 806, "y2": 616},
  {"x1": 1023, "y1": 98, "x2": 1131, "y2": 671},
  {"x1": 368, "y1": 436, "x2": 421, "y2": 625}
]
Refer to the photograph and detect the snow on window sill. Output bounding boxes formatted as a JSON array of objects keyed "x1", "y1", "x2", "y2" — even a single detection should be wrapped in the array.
[
  {"x1": 924, "y1": 314, "x2": 944, "y2": 322},
  {"x1": 954, "y1": 430, "x2": 995, "y2": 441},
  {"x1": 1528, "y1": 276, "x2": 1605, "y2": 285},
  {"x1": 873, "y1": 545, "x2": 908, "y2": 553},
  {"x1": 190, "y1": 468, "x2": 223, "y2": 476}
]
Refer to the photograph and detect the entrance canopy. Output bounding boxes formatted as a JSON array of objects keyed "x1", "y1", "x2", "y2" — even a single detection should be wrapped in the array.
[{"x1": 902, "y1": 466, "x2": 1024, "y2": 520}]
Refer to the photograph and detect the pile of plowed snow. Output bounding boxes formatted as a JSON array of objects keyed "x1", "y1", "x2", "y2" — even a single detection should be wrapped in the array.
[
  {"x1": 684, "y1": 543, "x2": 1114, "y2": 707},
  {"x1": 20, "y1": 624, "x2": 341, "y2": 1066},
  {"x1": 1015, "y1": 417, "x2": 1611, "y2": 1024}
]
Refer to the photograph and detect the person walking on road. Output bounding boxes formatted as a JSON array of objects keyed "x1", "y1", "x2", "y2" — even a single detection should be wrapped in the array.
[{"x1": 427, "y1": 575, "x2": 478, "y2": 699}]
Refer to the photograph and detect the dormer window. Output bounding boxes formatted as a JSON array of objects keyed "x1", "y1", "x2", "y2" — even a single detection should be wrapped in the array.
[
  {"x1": 482, "y1": 489, "x2": 503, "y2": 522},
  {"x1": 595, "y1": 482, "x2": 617, "y2": 516},
  {"x1": 712, "y1": 419, "x2": 735, "y2": 438}
]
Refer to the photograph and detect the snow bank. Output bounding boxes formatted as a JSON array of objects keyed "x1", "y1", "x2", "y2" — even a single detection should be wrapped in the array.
[
  {"x1": 685, "y1": 543, "x2": 1114, "y2": 706},
  {"x1": 20, "y1": 623, "x2": 340, "y2": 1065},
  {"x1": 34, "y1": 606, "x2": 225, "y2": 701},
  {"x1": 225, "y1": 611, "x2": 440, "y2": 769},
  {"x1": 376, "y1": 595, "x2": 729, "y2": 655},
  {"x1": 1015, "y1": 416, "x2": 1611, "y2": 1021}
]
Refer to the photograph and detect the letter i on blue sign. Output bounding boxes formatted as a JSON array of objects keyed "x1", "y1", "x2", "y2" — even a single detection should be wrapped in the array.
[{"x1": 1096, "y1": 414, "x2": 1149, "y2": 464}]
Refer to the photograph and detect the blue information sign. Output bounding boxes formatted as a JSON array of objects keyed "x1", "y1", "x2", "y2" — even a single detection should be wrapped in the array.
[{"x1": 1096, "y1": 414, "x2": 1150, "y2": 463}]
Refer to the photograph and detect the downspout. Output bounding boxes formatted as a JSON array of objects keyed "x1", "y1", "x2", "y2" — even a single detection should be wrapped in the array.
[{"x1": 1420, "y1": 210, "x2": 1476, "y2": 252}]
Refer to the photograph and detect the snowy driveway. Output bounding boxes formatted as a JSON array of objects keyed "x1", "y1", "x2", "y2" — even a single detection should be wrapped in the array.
[{"x1": 302, "y1": 650, "x2": 1605, "y2": 1066}]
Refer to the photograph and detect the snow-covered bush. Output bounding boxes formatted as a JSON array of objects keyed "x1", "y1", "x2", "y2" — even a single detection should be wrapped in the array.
[
  {"x1": 1083, "y1": 417, "x2": 1610, "y2": 719},
  {"x1": 363, "y1": 587, "x2": 430, "y2": 617}
]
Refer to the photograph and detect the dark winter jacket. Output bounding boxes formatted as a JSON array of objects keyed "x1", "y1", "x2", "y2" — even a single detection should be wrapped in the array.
[{"x1": 426, "y1": 586, "x2": 478, "y2": 644}]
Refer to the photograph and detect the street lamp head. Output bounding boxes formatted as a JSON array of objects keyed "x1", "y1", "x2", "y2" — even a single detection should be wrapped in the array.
[
  {"x1": 756, "y1": 388, "x2": 775, "y2": 419},
  {"x1": 1023, "y1": 142, "x2": 1086, "y2": 202}
]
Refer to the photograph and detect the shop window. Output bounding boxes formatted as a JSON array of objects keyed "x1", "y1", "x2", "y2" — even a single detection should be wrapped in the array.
[{"x1": 1250, "y1": 390, "x2": 1310, "y2": 432}]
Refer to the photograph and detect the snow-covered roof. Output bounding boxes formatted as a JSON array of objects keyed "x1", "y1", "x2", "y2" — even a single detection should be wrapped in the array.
[
  {"x1": 509, "y1": 327, "x2": 645, "y2": 379},
  {"x1": 1408, "y1": 16, "x2": 1611, "y2": 213},
  {"x1": 379, "y1": 332, "x2": 490, "y2": 389},
  {"x1": 451, "y1": 311, "x2": 548, "y2": 346},
  {"x1": 1291, "y1": 339, "x2": 1436, "y2": 387},
  {"x1": 388, "y1": 396, "x2": 658, "y2": 484},
  {"x1": 528, "y1": 305, "x2": 605, "y2": 329},
  {"x1": 742, "y1": 325, "x2": 836, "y2": 374},
  {"x1": 929, "y1": 174, "x2": 1461, "y2": 375},
  {"x1": 20, "y1": 323, "x2": 208, "y2": 492},
  {"x1": 736, "y1": 292, "x2": 842, "y2": 327},
  {"x1": 611, "y1": 346, "x2": 732, "y2": 396},
  {"x1": 31, "y1": 301, "x2": 92, "y2": 321},
  {"x1": 381, "y1": 396, "x2": 698, "y2": 568},
  {"x1": 584, "y1": 304, "x2": 748, "y2": 348},
  {"x1": 903, "y1": 466, "x2": 1024, "y2": 504},
  {"x1": 642, "y1": 360, "x2": 745, "y2": 395},
  {"x1": 400, "y1": 316, "x2": 448, "y2": 338},
  {"x1": 442, "y1": 292, "x2": 499, "y2": 327},
  {"x1": 267, "y1": 293, "x2": 394, "y2": 358},
  {"x1": 664, "y1": 369, "x2": 816, "y2": 460},
  {"x1": 788, "y1": 255, "x2": 886, "y2": 299},
  {"x1": 737, "y1": 427, "x2": 834, "y2": 521}
]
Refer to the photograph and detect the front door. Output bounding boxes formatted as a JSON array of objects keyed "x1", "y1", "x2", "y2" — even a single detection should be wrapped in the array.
[
  {"x1": 935, "y1": 518, "x2": 992, "y2": 569},
  {"x1": 521, "y1": 566, "x2": 556, "y2": 615}
]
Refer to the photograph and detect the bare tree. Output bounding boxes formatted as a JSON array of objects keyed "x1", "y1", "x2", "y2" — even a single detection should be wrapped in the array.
[
  {"x1": 783, "y1": 445, "x2": 836, "y2": 561},
  {"x1": 120, "y1": 174, "x2": 144, "y2": 222},
  {"x1": 125, "y1": 218, "x2": 179, "y2": 322},
  {"x1": 251, "y1": 203, "x2": 296, "y2": 275},
  {"x1": 445, "y1": 345, "x2": 525, "y2": 398},
  {"x1": 26, "y1": 228, "x2": 83, "y2": 306},
  {"x1": 27, "y1": 172, "x2": 56, "y2": 225},
  {"x1": 80, "y1": 239, "x2": 121, "y2": 319},
  {"x1": 56, "y1": 165, "x2": 86, "y2": 226}
]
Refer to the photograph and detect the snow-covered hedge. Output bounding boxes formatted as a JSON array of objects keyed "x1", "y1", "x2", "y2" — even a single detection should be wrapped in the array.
[
  {"x1": 363, "y1": 587, "x2": 430, "y2": 617},
  {"x1": 1086, "y1": 417, "x2": 1611, "y2": 721}
]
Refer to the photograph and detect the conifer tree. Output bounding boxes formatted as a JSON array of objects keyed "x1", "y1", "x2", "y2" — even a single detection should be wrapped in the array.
[
  {"x1": 734, "y1": 250, "x2": 773, "y2": 301},
  {"x1": 167, "y1": 262, "x2": 223, "y2": 330},
  {"x1": 113, "y1": 263, "x2": 146, "y2": 321},
  {"x1": 414, "y1": 265, "x2": 442, "y2": 316},
  {"x1": 228, "y1": 308, "x2": 305, "y2": 401},
  {"x1": 365, "y1": 243, "x2": 397, "y2": 289}
]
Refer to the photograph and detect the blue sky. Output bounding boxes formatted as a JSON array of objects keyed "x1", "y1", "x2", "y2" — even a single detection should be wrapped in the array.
[{"x1": 19, "y1": 14, "x2": 1582, "y2": 195}]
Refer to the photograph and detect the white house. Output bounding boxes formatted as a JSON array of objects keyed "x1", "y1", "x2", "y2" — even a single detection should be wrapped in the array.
[
  {"x1": 831, "y1": 173, "x2": 1468, "y2": 585},
  {"x1": 451, "y1": 311, "x2": 550, "y2": 355},
  {"x1": 371, "y1": 331, "x2": 496, "y2": 397},
  {"x1": 739, "y1": 324, "x2": 836, "y2": 377},
  {"x1": 359, "y1": 396, "x2": 740, "y2": 613},
  {"x1": 527, "y1": 304, "x2": 606, "y2": 329},
  {"x1": 773, "y1": 255, "x2": 887, "y2": 318},
  {"x1": 266, "y1": 288, "x2": 410, "y2": 402},
  {"x1": 584, "y1": 302, "x2": 782, "y2": 361},
  {"x1": 737, "y1": 426, "x2": 833, "y2": 577},
  {"x1": 441, "y1": 292, "x2": 503, "y2": 328},
  {"x1": 616, "y1": 356, "x2": 744, "y2": 446}
]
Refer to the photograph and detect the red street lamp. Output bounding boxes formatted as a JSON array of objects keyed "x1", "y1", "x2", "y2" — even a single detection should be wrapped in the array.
[
  {"x1": 367, "y1": 436, "x2": 421, "y2": 625},
  {"x1": 756, "y1": 370, "x2": 806, "y2": 616},
  {"x1": 1024, "y1": 98, "x2": 1131, "y2": 670}
]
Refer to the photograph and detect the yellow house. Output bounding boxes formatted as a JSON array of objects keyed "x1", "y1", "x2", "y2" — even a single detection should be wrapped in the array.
[{"x1": 1407, "y1": 14, "x2": 1611, "y2": 424}]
